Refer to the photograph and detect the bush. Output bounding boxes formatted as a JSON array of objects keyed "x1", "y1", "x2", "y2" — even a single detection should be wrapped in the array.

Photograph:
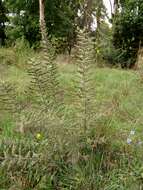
[
  {"x1": 0, "y1": 48, "x2": 16, "y2": 65},
  {"x1": 0, "y1": 38, "x2": 34, "y2": 68}
]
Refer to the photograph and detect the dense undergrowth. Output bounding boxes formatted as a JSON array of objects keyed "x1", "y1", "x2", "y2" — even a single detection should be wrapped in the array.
[{"x1": 1, "y1": 35, "x2": 143, "y2": 189}]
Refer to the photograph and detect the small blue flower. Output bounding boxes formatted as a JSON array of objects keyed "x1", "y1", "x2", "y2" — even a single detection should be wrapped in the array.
[{"x1": 127, "y1": 138, "x2": 132, "y2": 144}]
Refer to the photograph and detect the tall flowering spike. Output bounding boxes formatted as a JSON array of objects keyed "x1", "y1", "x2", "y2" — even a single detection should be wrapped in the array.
[
  {"x1": 36, "y1": 0, "x2": 59, "y2": 105},
  {"x1": 75, "y1": 28, "x2": 95, "y2": 131}
]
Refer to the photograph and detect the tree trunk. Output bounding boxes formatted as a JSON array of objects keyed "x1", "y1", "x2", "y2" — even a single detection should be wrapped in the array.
[
  {"x1": 82, "y1": 0, "x2": 93, "y2": 30},
  {"x1": 39, "y1": 0, "x2": 47, "y2": 43}
]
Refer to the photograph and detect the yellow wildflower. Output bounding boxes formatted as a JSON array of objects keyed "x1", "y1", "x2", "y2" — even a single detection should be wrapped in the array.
[{"x1": 36, "y1": 133, "x2": 42, "y2": 140}]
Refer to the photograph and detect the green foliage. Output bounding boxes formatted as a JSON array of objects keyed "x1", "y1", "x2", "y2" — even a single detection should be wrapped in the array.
[
  {"x1": 0, "y1": 139, "x2": 48, "y2": 189},
  {"x1": 5, "y1": 0, "x2": 78, "y2": 48},
  {"x1": 0, "y1": 123, "x2": 143, "y2": 189},
  {"x1": 113, "y1": 0, "x2": 143, "y2": 68},
  {"x1": 0, "y1": 81, "x2": 19, "y2": 114},
  {"x1": 93, "y1": 22, "x2": 113, "y2": 66},
  {"x1": 1, "y1": 64, "x2": 143, "y2": 188},
  {"x1": 0, "y1": 0, "x2": 8, "y2": 46},
  {"x1": 0, "y1": 48, "x2": 16, "y2": 65},
  {"x1": 0, "y1": 40, "x2": 34, "y2": 69},
  {"x1": 2, "y1": 24, "x2": 143, "y2": 189},
  {"x1": 51, "y1": 36, "x2": 72, "y2": 54},
  {"x1": 27, "y1": 23, "x2": 59, "y2": 108},
  {"x1": 27, "y1": 54, "x2": 58, "y2": 107}
]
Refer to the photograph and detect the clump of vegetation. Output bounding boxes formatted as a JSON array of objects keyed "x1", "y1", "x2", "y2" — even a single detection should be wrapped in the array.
[
  {"x1": 113, "y1": 0, "x2": 143, "y2": 68},
  {"x1": 0, "y1": 48, "x2": 16, "y2": 65},
  {"x1": 1, "y1": 0, "x2": 143, "y2": 189},
  {"x1": 1, "y1": 26, "x2": 143, "y2": 189},
  {"x1": 0, "y1": 38, "x2": 34, "y2": 69}
]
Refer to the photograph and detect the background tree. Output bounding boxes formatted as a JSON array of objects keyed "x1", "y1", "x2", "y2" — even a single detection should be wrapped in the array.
[
  {"x1": 113, "y1": 0, "x2": 143, "y2": 68},
  {"x1": 39, "y1": 0, "x2": 46, "y2": 43},
  {"x1": 92, "y1": 0, "x2": 107, "y2": 65},
  {"x1": 0, "y1": 0, "x2": 8, "y2": 46},
  {"x1": 5, "y1": 0, "x2": 79, "y2": 52}
]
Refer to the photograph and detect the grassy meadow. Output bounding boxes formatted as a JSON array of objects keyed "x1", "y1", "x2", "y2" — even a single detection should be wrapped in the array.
[{"x1": 0, "y1": 47, "x2": 143, "y2": 189}]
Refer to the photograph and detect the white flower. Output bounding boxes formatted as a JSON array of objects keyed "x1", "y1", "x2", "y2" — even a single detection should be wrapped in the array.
[
  {"x1": 77, "y1": 9, "x2": 82, "y2": 17},
  {"x1": 130, "y1": 130, "x2": 135, "y2": 135},
  {"x1": 127, "y1": 138, "x2": 132, "y2": 144}
]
